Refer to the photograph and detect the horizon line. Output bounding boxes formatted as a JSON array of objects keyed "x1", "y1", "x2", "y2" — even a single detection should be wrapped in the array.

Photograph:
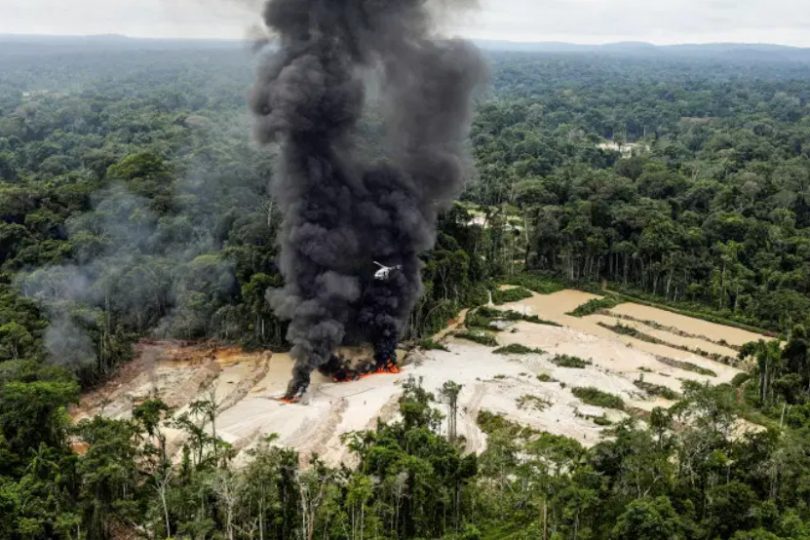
[{"x1": 1, "y1": 31, "x2": 809, "y2": 50}]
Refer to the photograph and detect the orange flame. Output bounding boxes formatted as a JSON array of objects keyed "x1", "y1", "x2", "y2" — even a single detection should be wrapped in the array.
[
  {"x1": 326, "y1": 360, "x2": 402, "y2": 383},
  {"x1": 378, "y1": 362, "x2": 401, "y2": 374},
  {"x1": 360, "y1": 359, "x2": 401, "y2": 378}
]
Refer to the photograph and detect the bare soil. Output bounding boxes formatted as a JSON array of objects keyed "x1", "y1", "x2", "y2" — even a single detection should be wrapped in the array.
[{"x1": 74, "y1": 289, "x2": 771, "y2": 466}]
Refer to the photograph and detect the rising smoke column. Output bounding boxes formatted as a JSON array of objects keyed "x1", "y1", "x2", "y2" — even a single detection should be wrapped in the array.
[{"x1": 251, "y1": 0, "x2": 487, "y2": 398}]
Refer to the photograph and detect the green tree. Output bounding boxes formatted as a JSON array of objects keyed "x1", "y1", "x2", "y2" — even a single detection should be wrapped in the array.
[{"x1": 611, "y1": 496, "x2": 685, "y2": 540}]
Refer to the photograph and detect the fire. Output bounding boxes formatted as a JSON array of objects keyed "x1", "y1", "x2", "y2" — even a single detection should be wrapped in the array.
[
  {"x1": 376, "y1": 361, "x2": 401, "y2": 375},
  {"x1": 332, "y1": 372, "x2": 359, "y2": 383},
  {"x1": 360, "y1": 359, "x2": 401, "y2": 378},
  {"x1": 326, "y1": 359, "x2": 402, "y2": 383}
]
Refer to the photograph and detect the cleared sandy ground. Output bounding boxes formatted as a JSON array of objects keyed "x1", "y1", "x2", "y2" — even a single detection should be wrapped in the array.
[
  {"x1": 587, "y1": 314, "x2": 739, "y2": 359},
  {"x1": 607, "y1": 302, "x2": 770, "y2": 347},
  {"x1": 74, "y1": 340, "x2": 620, "y2": 465},
  {"x1": 74, "y1": 289, "x2": 770, "y2": 466},
  {"x1": 500, "y1": 290, "x2": 770, "y2": 383}
]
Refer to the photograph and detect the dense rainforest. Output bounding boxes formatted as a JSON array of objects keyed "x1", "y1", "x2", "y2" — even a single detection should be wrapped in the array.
[
  {"x1": 0, "y1": 37, "x2": 810, "y2": 538},
  {"x1": 470, "y1": 52, "x2": 810, "y2": 331}
]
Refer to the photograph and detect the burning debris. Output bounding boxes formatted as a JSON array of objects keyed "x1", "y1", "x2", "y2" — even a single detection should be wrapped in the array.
[
  {"x1": 277, "y1": 349, "x2": 402, "y2": 405},
  {"x1": 320, "y1": 349, "x2": 401, "y2": 383},
  {"x1": 250, "y1": 0, "x2": 487, "y2": 401}
]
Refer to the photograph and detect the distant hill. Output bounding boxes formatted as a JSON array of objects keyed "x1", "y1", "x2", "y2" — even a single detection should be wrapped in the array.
[
  {"x1": 2, "y1": 34, "x2": 809, "y2": 63},
  {"x1": 0, "y1": 33, "x2": 245, "y2": 54},
  {"x1": 474, "y1": 39, "x2": 810, "y2": 62}
]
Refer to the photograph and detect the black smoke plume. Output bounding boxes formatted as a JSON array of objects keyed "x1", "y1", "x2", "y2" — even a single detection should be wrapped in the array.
[{"x1": 250, "y1": 0, "x2": 487, "y2": 399}]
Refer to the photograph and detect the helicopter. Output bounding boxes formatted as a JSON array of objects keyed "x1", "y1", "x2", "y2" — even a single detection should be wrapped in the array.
[{"x1": 373, "y1": 261, "x2": 402, "y2": 281}]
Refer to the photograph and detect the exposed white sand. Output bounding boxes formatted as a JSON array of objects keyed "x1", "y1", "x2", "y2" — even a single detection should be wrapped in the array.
[{"x1": 75, "y1": 289, "x2": 770, "y2": 467}]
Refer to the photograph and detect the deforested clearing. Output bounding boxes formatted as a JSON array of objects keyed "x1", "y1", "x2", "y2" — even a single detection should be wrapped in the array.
[{"x1": 75, "y1": 288, "x2": 770, "y2": 465}]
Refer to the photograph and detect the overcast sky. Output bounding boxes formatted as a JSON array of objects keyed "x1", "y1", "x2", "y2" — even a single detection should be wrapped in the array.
[{"x1": 2, "y1": 0, "x2": 810, "y2": 46}]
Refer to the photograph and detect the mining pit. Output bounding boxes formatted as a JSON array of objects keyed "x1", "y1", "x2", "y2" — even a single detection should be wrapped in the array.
[{"x1": 73, "y1": 289, "x2": 771, "y2": 467}]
